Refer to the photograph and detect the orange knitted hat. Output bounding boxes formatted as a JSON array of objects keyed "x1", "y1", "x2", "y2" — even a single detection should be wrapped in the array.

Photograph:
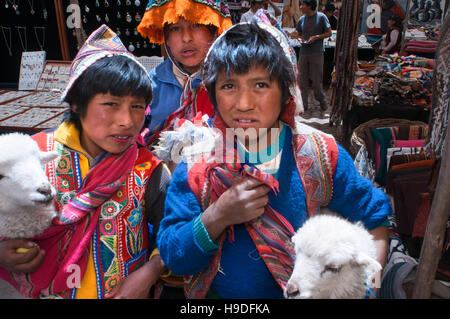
[{"x1": 137, "y1": 0, "x2": 233, "y2": 44}]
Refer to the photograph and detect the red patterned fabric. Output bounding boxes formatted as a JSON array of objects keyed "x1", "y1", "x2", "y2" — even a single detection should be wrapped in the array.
[{"x1": 0, "y1": 131, "x2": 160, "y2": 298}]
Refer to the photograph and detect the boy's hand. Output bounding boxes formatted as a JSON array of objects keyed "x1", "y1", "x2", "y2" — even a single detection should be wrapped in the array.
[
  {"x1": 104, "y1": 255, "x2": 165, "y2": 299},
  {"x1": 307, "y1": 35, "x2": 319, "y2": 43},
  {"x1": 216, "y1": 177, "x2": 270, "y2": 225},
  {"x1": 0, "y1": 239, "x2": 45, "y2": 273},
  {"x1": 104, "y1": 269, "x2": 152, "y2": 299},
  {"x1": 202, "y1": 177, "x2": 271, "y2": 241}
]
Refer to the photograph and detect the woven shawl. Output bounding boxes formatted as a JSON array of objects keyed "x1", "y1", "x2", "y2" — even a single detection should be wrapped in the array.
[{"x1": 1, "y1": 132, "x2": 141, "y2": 298}]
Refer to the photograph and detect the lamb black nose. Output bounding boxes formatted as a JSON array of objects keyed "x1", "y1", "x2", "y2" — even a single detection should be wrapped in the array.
[
  {"x1": 285, "y1": 283, "x2": 300, "y2": 298},
  {"x1": 37, "y1": 185, "x2": 52, "y2": 197},
  {"x1": 287, "y1": 289, "x2": 300, "y2": 298}
]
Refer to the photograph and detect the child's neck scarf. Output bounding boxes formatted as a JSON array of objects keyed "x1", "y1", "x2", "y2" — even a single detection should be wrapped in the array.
[{"x1": 2, "y1": 133, "x2": 143, "y2": 298}]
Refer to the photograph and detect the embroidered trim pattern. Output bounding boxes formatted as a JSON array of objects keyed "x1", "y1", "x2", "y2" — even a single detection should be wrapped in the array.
[{"x1": 311, "y1": 132, "x2": 333, "y2": 206}]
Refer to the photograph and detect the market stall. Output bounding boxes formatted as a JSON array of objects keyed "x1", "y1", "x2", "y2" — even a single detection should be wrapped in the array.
[
  {"x1": 400, "y1": 0, "x2": 446, "y2": 57},
  {"x1": 341, "y1": 7, "x2": 450, "y2": 298},
  {"x1": 322, "y1": 0, "x2": 449, "y2": 299},
  {"x1": 348, "y1": 53, "x2": 433, "y2": 131},
  {"x1": 0, "y1": 60, "x2": 70, "y2": 133},
  {"x1": 330, "y1": 0, "x2": 450, "y2": 137}
]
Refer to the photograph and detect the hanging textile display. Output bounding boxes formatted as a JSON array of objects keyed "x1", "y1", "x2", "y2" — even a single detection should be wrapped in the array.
[
  {"x1": 424, "y1": 12, "x2": 450, "y2": 158},
  {"x1": 282, "y1": 0, "x2": 301, "y2": 28},
  {"x1": 330, "y1": 0, "x2": 362, "y2": 131}
]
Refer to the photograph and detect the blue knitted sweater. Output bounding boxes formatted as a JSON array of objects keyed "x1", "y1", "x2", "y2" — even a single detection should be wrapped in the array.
[{"x1": 157, "y1": 128, "x2": 392, "y2": 298}]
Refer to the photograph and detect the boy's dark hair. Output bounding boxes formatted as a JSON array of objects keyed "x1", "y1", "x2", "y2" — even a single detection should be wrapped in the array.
[
  {"x1": 324, "y1": 3, "x2": 335, "y2": 12},
  {"x1": 63, "y1": 55, "x2": 152, "y2": 131},
  {"x1": 202, "y1": 23, "x2": 296, "y2": 110},
  {"x1": 301, "y1": 0, "x2": 317, "y2": 11}
]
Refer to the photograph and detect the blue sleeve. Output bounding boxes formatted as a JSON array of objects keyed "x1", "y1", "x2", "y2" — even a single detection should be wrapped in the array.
[
  {"x1": 328, "y1": 145, "x2": 392, "y2": 230},
  {"x1": 156, "y1": 161, "x2": 217, "y2": 275},
  {"x1": 321, "y1": 13, "x2": 331, "y2": 31},
  {"x1": 296, "y1": 16, "x2": 304, "y2": 34}
]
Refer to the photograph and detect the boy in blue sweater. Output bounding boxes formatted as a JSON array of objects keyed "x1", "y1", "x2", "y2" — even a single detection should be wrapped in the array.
[{"x1": 157, "y1": 17, "x2": 391, "y2": 299}]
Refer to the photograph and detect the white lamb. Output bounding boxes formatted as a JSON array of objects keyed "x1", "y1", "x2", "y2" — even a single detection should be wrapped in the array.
[
  {"x1": 285, "y1": 211, "x2": 382, "y2": 299},
  {"x1": 0, "y1": 133, "x2": 58, "y2": 239}
]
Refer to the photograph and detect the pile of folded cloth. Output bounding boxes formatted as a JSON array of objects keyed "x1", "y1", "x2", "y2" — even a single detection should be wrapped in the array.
[
  {"x1": 352, "y1": 118, "x2": 450, "y2": 296},
  {"x1": 366, "y1": 123, "x2": 429, "y2": 186},
  {"x1": 404, "y1": 40, "x2": 439, "y2": 55},
  {"x1": 384, "y1": 148, "x2": 450, "y2": 288},
  {"x1": 424, "y1": 26, "x2": 441, "y2": 41},
  {"x1": 405, "y1": 26, "x2": 441, "y2": 42},
  {"x1": 352, "y1": 54, "x2": 434, "y2": 107},
  {"x1": 353, "y1": 76, "x2": 376, "y2": 106},
  {"x1": 354, "y1": 121, "x2": 450, "y2": 289}
]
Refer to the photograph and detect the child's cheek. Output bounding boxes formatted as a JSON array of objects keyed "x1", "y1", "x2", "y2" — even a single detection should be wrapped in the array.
[{"x1": 87, "y1": 106, "x2": 111, "y2": 124}]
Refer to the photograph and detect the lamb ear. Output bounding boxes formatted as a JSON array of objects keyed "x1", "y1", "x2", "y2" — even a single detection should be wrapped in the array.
[
  {"x1": 353, "y1": 252, "x2": 382, "y2": 279},
  {"x1": 40, "y1": 151, "x2": 59, "y2": 164}
]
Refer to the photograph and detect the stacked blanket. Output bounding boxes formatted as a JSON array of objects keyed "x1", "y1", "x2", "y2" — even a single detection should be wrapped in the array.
[
  {"x1": 405, "y1": 40, "x2": 439, "y2": 54},
  {"x1": 352, "y1": 54, "x2": 434, "y2": 107}
]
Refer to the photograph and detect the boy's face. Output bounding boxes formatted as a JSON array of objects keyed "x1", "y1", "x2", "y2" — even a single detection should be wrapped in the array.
[
  {"x1": 76, "y1": 93, "x2": 146, "y2": 158},
  {"x1": 166, "y1": 18, "x2": 214, "y2": 74},
  {"x1": 387, "y1": 19, "x2": 395, "y2": 28},
  {"x1": 215, "y1": 65, "x2": 283, "y2": 147},
  {"x1": 300, "y1": 1, "x2": 312, "y2": 13}
]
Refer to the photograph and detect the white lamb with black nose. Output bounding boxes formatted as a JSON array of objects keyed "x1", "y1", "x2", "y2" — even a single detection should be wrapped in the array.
[
  {"x1": 0, "y1": 133, "x2": 58, "y2": 239},
  {"x1": 285, "y1": 212, "x2": 381, "y2": 299}
]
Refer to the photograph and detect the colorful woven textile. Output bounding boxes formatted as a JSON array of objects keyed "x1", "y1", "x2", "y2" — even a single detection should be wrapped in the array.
[
  {"x1": 424, "y1": 13, "x2": 450, "y2": 158},
  {"x1": 56, "y1": 143, "x2": 140, "y2": 224},
  {"x1": 370, "y1": 124, "x2": 428, "y2": 185}
]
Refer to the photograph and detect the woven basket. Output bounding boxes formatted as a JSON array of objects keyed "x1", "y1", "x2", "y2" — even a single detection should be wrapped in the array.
[{"x1": 351, "y1": 118, "x2": 428, "y2": 154}]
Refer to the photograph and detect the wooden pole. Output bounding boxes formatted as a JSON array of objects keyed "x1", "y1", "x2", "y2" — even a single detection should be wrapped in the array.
[
  {"x1": 412, "y1": 105, "x2": 450, "y2": 298},
  {"x1": 54, "y1": 0, "x2": 70, "y2": 61},
  {"x1": 412, "y1": 13, "x2": 450, "y2": 298}
]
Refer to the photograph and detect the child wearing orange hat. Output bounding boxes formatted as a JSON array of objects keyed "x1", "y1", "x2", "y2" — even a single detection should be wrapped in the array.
[{"x1": 137, "y1": 0, "x2": 232, "y2": 146}]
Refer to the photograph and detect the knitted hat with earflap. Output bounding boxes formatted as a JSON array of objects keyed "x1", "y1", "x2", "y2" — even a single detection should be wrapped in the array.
[
  {"x1": 61, "y1": 24, "x2": 149, "y2": 102},
  {"x1": 204, "y1": 10, "x2": 304, "y2": 115}
]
